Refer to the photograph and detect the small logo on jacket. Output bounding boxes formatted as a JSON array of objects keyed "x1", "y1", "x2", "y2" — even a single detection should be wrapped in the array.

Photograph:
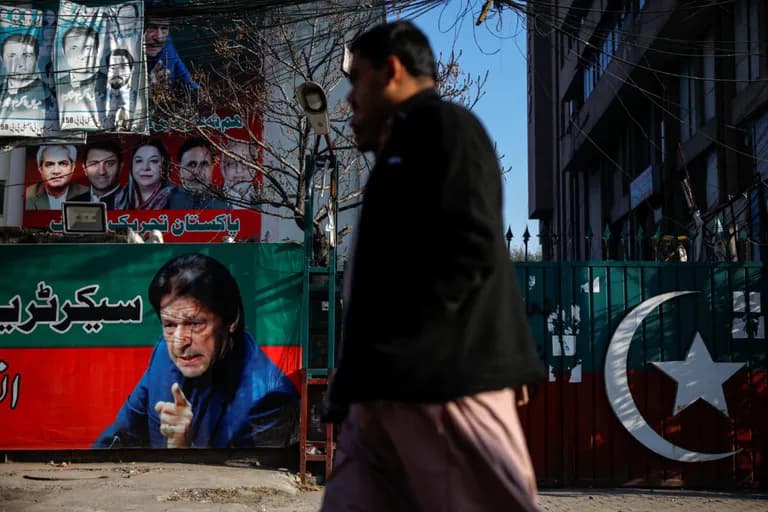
[{"x1": 387, "y1": 156, "x2": 402, "y2": 165}]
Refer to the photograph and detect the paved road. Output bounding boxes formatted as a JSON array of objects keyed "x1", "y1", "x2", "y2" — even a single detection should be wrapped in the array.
[
  {"x1": 0, "y1": 462, "x2": 766, "y2": 511},
  {"x1": 537, "y1": 488, "x2": 768, "y2": 511}
]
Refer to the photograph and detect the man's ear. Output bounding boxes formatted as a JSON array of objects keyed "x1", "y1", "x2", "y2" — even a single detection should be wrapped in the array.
[
  {"x1": 228, "y1": 310, "x2": 240, "y2": 334},
  {"x1": 384, "y1": 55, "x2": 406, "y2": 84}
]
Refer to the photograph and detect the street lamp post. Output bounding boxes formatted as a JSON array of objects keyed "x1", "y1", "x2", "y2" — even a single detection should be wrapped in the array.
[
  {"x1": 296, "y1": 81, "x2": 338, "y2": 372},
  {"x1": 295, "y1": 80, "x2": 340, "y2": 483}
]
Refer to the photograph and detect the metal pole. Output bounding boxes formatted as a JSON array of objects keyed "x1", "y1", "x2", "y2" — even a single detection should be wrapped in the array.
[
  {"x1": 301, "y1": 153, "x2": 315, "y2": 370},
  {"x1": 327, "y1": 153, "x2": 338, "y2": 370}
]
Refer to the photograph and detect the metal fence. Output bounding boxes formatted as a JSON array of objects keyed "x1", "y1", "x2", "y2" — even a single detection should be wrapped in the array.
[{"x1": 511, "y1": 188, "x2": 768, "y2": 263}]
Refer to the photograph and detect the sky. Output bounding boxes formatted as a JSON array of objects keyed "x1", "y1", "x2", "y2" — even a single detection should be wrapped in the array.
[{"x1": 407, "y1": 2, "x2": 535, "y2": 252}]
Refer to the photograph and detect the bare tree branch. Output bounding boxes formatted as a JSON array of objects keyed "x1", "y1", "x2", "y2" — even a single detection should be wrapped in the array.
[{"x1": 151, "y1": 3, "x2": 489, "y2": 263}]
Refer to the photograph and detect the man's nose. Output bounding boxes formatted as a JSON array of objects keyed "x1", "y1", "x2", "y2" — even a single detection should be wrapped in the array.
[{"x1": 169, "y1": 325, "x2": 193, "y2": 344}]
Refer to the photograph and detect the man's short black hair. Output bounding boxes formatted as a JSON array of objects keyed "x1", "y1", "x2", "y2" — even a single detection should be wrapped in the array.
[
  {"x1": 350, "y1": 20, "x2": 436, "y2": 80},
  {"x1": 117, "y1": 3, "x2": 139, "y2": 18},
  {"x1": 62, "y1": 25, "x2": 99, "y2": 53},
  {"x1": 2, "y1": 33, "x2": 39, "y2": 59},
  {"x1": 108, "y1": 48, "x2": 134, "y2": 69},
  {"x1": 84, "y1": 140, "x2": 122, "y2": 169},
  {"x1": 148, "y1": 253, "x2": 245, "y2": 357},
  {"x1": 177, "y1": 136, "x2": 213, "y2": 163}
]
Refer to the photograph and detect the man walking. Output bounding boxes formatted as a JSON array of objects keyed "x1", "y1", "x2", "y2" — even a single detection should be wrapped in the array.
[{"x1": 321, "y1": 21, "x2": 543, "y2": 511}]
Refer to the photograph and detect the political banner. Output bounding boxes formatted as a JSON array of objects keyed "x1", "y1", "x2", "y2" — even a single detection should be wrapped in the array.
[
  {"x1": 22, "y1": 129, "x2": 263, "y2": 242},
  {"x1": 0, "y1": 6, "x2": 56, "y2": 137},
  {"x1": 103, "y1": 1, "x2": 147, "y2": 132},
  {"x1": 0, "y1": 243, "x2": 303, "y2": 450},
  {"x1": 55, "y1": 0, "x2": 148, "y2": 132},
  {"x1": 22, "y1": 2, "x2": 262, "y2": 243}
]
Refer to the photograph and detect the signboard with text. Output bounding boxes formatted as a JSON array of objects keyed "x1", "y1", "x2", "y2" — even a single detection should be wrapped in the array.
[{"x1": 0, "y1": 243, "x2": 302, "y2": 449}]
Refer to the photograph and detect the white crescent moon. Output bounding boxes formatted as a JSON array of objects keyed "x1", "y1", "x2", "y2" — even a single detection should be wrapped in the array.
[{"x1": 604, "y1": 291, "x2": 739, "y2": 462}]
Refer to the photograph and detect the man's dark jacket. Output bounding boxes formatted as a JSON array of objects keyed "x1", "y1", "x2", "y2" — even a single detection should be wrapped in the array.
[{"x1": 330, "y1": 89, "x2": 544, "y2": 407}]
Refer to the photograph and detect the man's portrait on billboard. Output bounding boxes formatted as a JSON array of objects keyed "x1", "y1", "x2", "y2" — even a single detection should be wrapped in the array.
[
  {"x1": 57, "y1": 25, "x2": 106, "y2": 121},
  {"x1": 113, "y1": 3, "x2": 141, "y2": 37},
  {"x1": 71, "y1": 140, "x2": 127, "y2": 210},
  {"x1": 167, "y1": 137, "x2": 228, "y2": 210},
  {"x1": 144, "y1": 17, "x2": 196, "y2": 90},
  {"x1": 61, "y1": 26, "x2": 102, "y2": 87},
  {"x1": 221, "y1": 140, "x2": 258, "y2": 209},
  {"x1": 0, "y1": 33, "x2": 50, "y2": 131},
  {"x1": 25, "y1": 144, "x2": 87, "y2": 210},
  {"x1": 105, "y1": 48, "x2": 133, "y2": 129},
  {"x1": 93, "y1": 253, "x2": 299, "y2": 449}
]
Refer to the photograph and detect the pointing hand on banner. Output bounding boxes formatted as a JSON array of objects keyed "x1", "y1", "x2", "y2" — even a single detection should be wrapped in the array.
[
  {"x1": 154, "y1": 382, "x2": 193, "y2": 448},
  {"x1": 150, "y1": 60, "x2": 170, "y2": 85}
]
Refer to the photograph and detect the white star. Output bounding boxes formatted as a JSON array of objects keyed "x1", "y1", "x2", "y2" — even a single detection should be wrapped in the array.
[{"x1": 651, "y1": 332, "x2": 744, "y2": 417}]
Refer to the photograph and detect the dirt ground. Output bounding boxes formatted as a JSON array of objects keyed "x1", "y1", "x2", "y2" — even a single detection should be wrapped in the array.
[
  {"x1": 0, "y1": 461, "x2": 323, "y2": 512},
  {"x1": 1, "y1": 461, "x2": 767, "y2": 512}
]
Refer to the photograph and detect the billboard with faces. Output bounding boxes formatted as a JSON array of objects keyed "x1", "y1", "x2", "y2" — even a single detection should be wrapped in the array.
[
  {"x1": 20, "y1": 1, "x2": 263, "y2": 243},
  {"x1": 22, "y1": 130, "x2": 263, "y2": 243},
  {"x1": 0, "y1": 1, "x2": 147, "y2": 136},
  {"x1": 0, "y1": 244, "x2": 302, "y2": 450}
]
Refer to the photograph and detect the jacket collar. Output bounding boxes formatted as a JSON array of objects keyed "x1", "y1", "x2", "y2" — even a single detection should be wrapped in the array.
[{"x1": 394, "y1": 87, "x2": 439, "y2": 117}]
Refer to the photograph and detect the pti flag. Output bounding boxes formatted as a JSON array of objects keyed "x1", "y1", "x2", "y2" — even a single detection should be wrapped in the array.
[{"x1": 0, "y1": 7, "x2": 57, "y2": 137}]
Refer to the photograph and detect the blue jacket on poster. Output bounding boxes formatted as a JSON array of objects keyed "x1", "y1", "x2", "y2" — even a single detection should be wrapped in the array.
[
  {"x1": 148, "y1": 34, "x2": 198, "y2": 90},
  {"x1": 93, "y1": 332, "x2": 298, "y2": 449}
]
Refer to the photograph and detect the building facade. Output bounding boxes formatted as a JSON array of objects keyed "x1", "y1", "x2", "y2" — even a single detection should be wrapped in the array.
[{"x1": 528, "y1": 0, "x2": 768, "y2": 261}]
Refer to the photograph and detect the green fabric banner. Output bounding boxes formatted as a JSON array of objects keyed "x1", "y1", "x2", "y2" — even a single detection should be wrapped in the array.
[{"x1": 0, "y1": 243, "x2": 303, "y2": 348}]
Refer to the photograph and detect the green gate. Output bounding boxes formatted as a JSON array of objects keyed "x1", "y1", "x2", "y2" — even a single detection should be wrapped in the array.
[{"x1": 515, "y1": 261, "x2": 767, "y2": 488}]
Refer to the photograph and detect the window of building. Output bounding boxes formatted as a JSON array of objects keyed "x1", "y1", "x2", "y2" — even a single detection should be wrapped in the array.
[
  {"x1": 0, "y1": 180, "x2": 6, "y2": 217},
  {"x1": 680, "y1": 57, "x2": 703, "y2": 141},
  {"x1": 734, "y1": 0, "x2": 760, "y2": 93},
  {"x1": 599, "y1": 29, "x2": 614, "y2": 74},
  {"x1": 583, "y1": 55, "x2": 596, "y2": 102},
  {"x1": 702, "y1": 34, "x2": 716, "y2": 122},
  {"x1": 656, "y1": 111, "x2": 666, "y2": 164},
  {"x1": 705, "y1": 150, "x2": 719, "y2": 210},
  {"x1": 561, "y1": 78, "x2": 582, "y2": 137},
  {"x1": 754, "y1": 111, "x2": 768, "y2": 178},
  {"x1": 582, "y1": 4, "x2": 636, "y2": 103}
]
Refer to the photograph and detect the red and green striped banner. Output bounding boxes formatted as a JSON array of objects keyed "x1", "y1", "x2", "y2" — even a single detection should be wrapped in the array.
[{"x1": 0, "y1": 243, "x2": 302, "y2": 449}]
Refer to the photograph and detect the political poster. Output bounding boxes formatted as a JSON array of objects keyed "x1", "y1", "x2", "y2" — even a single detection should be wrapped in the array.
[
  {"x1": 103, "y1": 1, "x2": 147, "y2": 133},
  {"x1": 55, "y1": 0, "x2": 147, "y2": 132},
  {"x1": 21, "y1": 2, "x2": 262, "y2": 242},
  {"x1": 0, "y1": 244, "x2": 303, "y2": 450},
  {"x1": 0, "y1": 6, "x2": 56, "y2": 137},
  {"x1": 22, "y1": 126, "x2": 263, "y2": 242}
]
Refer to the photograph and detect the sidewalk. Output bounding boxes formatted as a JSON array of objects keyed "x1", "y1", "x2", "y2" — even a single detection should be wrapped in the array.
[{"x1": 1, "y1": 461, "x2": 766, "y2": 511}]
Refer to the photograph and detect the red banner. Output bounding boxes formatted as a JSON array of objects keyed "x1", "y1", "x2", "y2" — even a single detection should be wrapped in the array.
[
  {"x1": 22, "y1": 117, "x2": 263, "y2": 242},
  {"x1": 0, "y1": 345, "x2": 301, "y2": 449}
]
